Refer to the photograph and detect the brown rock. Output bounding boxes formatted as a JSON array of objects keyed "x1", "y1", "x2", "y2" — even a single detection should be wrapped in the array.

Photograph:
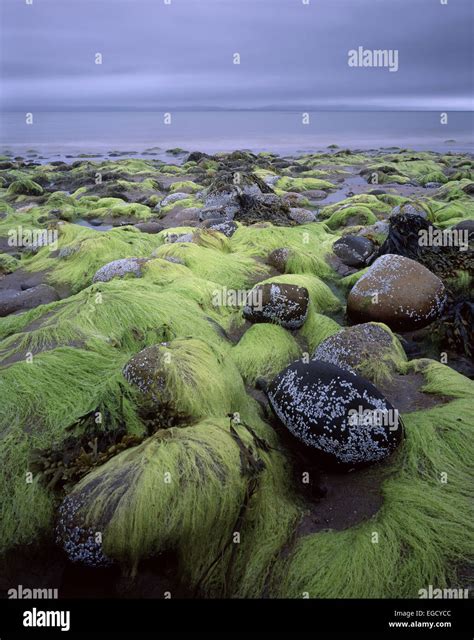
[
  {"x1": 347, "y1": 254, "x2": 446, "y2": 331},
  {"x1": 134, "y1": 222, "x2": 164, "y2": 234},
  {"x1": 267, "y1": 247, "x2": 290, "y2": 272}
]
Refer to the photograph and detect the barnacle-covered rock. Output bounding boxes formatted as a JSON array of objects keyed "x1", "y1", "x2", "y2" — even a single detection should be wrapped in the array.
[
  {"x1": 267, "y1": 247, "x2": 290, "y2": 272},
  {"x1": 160, "y1": 192, "x2": 190, "y2": 208},
  {"x1": 268, "y1": 359, "x2": 402, "y2": 469},
  {"x1": 312, "y1": 322, "x2": 405, "y2": 384},
  {"x1": 92, "y1": 257, "x2": 146, "y2": 283},
  {"x1": 288, "y1": 208, "x2": 316, "y2": 224},
  {"x1": 390, "y1": 202, "x2": 428, "y2": 219},
  {"x1": 243, "y1": 283, "x2": 309, "y2": 329},
  {"x1": 347, "y1": 254, "x2": 446, "y2": 331},
  {"x1": 201, "y1": 219, "x2": 238, "y2": 237},
  {"x1": 56, "y1": 495, "x2": 113, "y2": 567},
  {"x1": 54, "y1": 419, "x2": 272, "y2": 580}
]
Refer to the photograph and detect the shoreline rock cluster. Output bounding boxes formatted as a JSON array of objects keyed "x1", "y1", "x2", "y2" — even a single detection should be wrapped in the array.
[{"x1": 0, "y1": 146, "x2": 472, "y2": 598}]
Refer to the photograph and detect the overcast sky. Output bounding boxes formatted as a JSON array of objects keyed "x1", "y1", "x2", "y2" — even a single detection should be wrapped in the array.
[{"x1": 1, "y1": 0, "x2": 472, "y2": 111}]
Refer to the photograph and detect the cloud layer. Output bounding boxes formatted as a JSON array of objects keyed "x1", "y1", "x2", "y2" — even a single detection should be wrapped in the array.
[{"x1": 1, "y1": 0, "x2": 472, "y2": 111}]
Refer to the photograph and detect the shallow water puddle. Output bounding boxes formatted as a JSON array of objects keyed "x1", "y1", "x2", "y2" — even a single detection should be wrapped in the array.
[{"x1": 76, "y1": 219, "x2": 114, "y2": 231}]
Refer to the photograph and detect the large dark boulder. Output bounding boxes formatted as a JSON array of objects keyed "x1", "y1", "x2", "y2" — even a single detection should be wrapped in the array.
[{"x1": 268, "y1": 359, "x2": 402, "y2": 469}]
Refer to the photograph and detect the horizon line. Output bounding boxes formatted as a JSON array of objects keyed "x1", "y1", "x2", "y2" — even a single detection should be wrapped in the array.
[{"x1": 1, "y1": 108, "x2": 473, "y2": 114}]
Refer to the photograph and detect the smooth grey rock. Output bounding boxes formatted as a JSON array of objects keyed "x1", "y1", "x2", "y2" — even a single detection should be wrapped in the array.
[{"x1": 0, "y1": 284, "x2": 59, "y2": 317}]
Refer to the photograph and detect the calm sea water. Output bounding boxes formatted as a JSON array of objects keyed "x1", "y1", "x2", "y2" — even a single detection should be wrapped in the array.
[{"x1": 1, "y1": 111, "x2": 473, "y2": 159}]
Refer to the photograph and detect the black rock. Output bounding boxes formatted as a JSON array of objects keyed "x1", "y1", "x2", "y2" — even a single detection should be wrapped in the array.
[
  {"x1": 267, "y1": 359, "x2": 402, "y2": 469},
  {"x1": 461, "y1": 182, "x2": 474, "y2": 195},
  {"x1": 243, "y1": 282, "x2": 309, "y2": 329},
  {"x1": 453, "y1": 219, "x2": 474, "y2": 235},
  {"x1": 333, "y1": 235, "x2": 375, "y2": 267},
  {"x1": 187, "y1": 151, "x2": 211, "y2": 163}
]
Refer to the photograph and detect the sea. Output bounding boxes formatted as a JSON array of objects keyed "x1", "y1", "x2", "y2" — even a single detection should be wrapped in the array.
[{"x1": 0, "y1": 110, "x2": 473, "y2": 161}]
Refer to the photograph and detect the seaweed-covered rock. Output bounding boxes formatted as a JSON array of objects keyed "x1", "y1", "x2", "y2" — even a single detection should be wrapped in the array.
[
  {"x1": 232, "y1": 323, "x2": 301, "y2": 385},
  {"x1": 92, "y1": 257, "x2": 145, "y2": 283},
  {"x1": 243, "y1": 283, "x2": 309, "y2": 329},
  {"x1": 237, "y1": 193, "x2": 293, "y2": 225},
  {"x1": 0, "y1": 253, "x2": 20, "y2": 275},
  {"x1": 203, "y1": 170, "x2": 269, "y2": 214},
  {"x1": 347, "y1": 254, "x2": 446, "y2": 331},
  {"x1": 54, "y1": 419, "x2": 272, "y2": 580},
  {"x1": 312, "y1": 323, "x2": 404, "y2": 383},
  {"x1": 268, "y1": 359, "x2": 402, "y2": 468},
  {"x1": 123, "y1": 338, "x2": 247, "y2": 426},
  {"x1": 333, "y1": 235, "x2": 375, "y2": 267},
  {"x1": 7, "y1": 179, "x2": 44, "y2": 197},
  {"x1": 186, "y1": 151, "x2": 212, "y2": 163},
  {"x1": 325, "y1": 205, "x2": 377, "y2": 230}
]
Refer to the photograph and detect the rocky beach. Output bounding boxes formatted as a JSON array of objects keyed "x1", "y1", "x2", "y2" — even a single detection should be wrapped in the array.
[{"x1": 0, "y1": 145, "x2": 473, "y2": 599}]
